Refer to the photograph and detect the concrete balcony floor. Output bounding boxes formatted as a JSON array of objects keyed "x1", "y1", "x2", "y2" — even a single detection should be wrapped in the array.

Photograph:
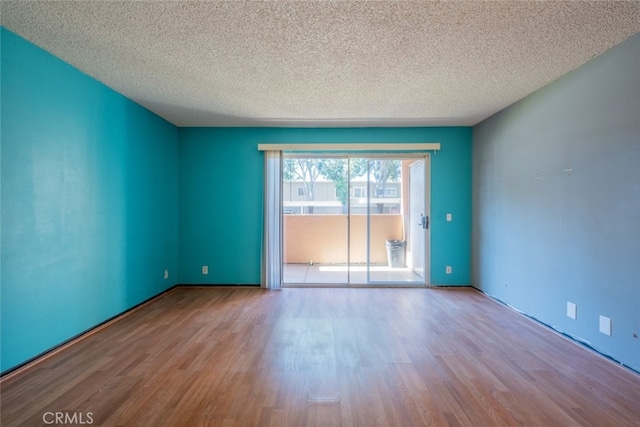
[{"x1": 283, "y1": 263, "x2": 424, "y2": 286}]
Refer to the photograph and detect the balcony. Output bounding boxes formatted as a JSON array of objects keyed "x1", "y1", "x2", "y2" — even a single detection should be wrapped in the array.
[{"x1": 283, "y1": 213, "x2": 423, "y2": 285}]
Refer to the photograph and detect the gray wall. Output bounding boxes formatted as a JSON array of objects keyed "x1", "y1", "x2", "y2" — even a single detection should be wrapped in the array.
[{"x1": 472, "y1": 33, "x2": 640, "y2": 372}]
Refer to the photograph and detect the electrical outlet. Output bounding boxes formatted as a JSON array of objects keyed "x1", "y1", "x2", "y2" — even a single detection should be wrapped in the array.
[
  {"x1": 202, "y1": 265, "x2": 209, "y2": 275},
  {"x1": 599, "y1": 315, "x2": 612, "y2": 336},
  {"x1": 445, "y1": 266, "x2": 452, "y2": 274},
  {"x1": 164, "y1": 269, "x2": 169, "y2": 279},
  {"x1": 567, "y1": 302, "x2": 577, "y2": 319}
]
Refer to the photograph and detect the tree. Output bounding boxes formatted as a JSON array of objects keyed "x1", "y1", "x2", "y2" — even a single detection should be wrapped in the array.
[
  {"x1": 283, "y1": 158, "x2": 400, "y2": 214},
  {"x1": 283, "y1": 159, "x2": 322, "y2": 213},
  {"x1": 356, "y1": 159, "x2": 401, "y2": 213},
  {"x1": 315, "y1": 159, "x2": 363, "y2": 210}
]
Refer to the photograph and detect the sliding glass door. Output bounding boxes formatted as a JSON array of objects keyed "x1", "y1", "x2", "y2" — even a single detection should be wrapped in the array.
[{"x1": 282, "y1": 154, "x2": 429, "y2": 286}]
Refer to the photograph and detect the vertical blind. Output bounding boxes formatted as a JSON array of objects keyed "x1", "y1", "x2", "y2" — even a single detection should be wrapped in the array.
[{"x1": 261, "y1": 150, "x2": 282, "y2": 289}]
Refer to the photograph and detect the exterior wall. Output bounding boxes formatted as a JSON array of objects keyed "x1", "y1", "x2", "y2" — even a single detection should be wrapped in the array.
[
  {"x1": 283, "y1": 180, "x2": 402, "y2": 214},
  {"x1": 283, "y1": 181, "x2": 338, "y2": 202}
]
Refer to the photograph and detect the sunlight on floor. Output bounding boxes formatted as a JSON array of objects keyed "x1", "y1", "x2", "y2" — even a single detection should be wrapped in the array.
[
  {"x1": 318, "y1": 265, "x2": 412, "y2": 272},
  {"x1": 283, "y1": 264, "x2": 423, "y2": 285}
]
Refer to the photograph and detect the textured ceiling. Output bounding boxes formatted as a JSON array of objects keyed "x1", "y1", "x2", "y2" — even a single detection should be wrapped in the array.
[{"x1": 1, "y1": 1, "x2": 639, "y2": 127}]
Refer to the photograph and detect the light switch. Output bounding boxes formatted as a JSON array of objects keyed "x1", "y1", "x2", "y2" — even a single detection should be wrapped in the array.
[
  {"x1": 567, "y1": 302, "x2": 576, "y2": 319},
  {"x1": 599, "y1": 315, "x2": 612, "y2": 336},
  {"x1": 446, "y1": 213, "x2": 452, "y2": 222}
]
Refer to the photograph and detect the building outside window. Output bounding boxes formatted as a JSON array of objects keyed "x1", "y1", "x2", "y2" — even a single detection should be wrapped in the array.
[{"x1": 353, "y1": 187, "x2": 367, "y2": 198}]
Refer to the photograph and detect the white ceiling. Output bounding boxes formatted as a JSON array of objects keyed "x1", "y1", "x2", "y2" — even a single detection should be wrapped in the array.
[{"x1": 1, "y1": 1, "x2": 639, "y2": 127}]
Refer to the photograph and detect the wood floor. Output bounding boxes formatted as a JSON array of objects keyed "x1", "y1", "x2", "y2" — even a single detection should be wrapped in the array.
[{"x1": 2, "y1": 287, "x2": 639, "y2": 426}]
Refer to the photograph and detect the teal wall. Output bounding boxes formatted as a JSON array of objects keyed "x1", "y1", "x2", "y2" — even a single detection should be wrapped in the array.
[
  {"x1": 1, "y1": 28, "x2": 179, "y2": 373},
  {"x1": 472, "y1": 34, "x2": 640, "y2": 372},
  {"x1": 179, "y1": 127, "x2": 472, "y2": 285}
]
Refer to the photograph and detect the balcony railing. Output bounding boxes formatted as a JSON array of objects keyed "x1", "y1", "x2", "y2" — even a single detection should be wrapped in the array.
[{"x1": 283, "y1": 213, "x2": 404, "y2": 264}]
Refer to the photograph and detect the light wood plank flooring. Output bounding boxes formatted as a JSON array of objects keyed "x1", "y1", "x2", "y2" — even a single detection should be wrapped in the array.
[{"x1": 2, "y1": 287, "x2": 639, "y2": 426}]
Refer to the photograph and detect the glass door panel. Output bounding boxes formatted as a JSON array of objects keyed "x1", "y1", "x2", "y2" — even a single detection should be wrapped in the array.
[
  {"x1": 347, "y1": 157, "x2": 369, "y2": 284},
  {"x1": 366, "y1": 157, "x2": 427, "y2": 285},
  {"x1": 407, "y1": 159, "x2": 427, "y2": 282},
  {"x1": 282, "y1": 156, "x2": 349, "y2": 285}
]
